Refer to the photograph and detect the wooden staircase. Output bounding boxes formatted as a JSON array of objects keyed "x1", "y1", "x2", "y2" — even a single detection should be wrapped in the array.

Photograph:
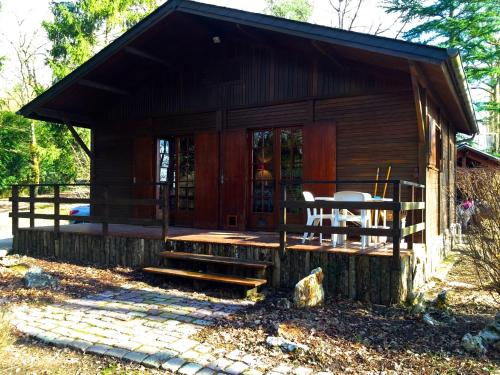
[{"x1": 143, "y1": 251, "x2": 272, "y2": 296}]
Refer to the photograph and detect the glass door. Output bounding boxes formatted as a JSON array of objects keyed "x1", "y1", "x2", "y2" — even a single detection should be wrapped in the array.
[
  {"x1": 157, "y1": 136, "x2": 195, "y2": 226},
  {"x1": 249, "y1": 127, "x2": 303, "y2": 230}
]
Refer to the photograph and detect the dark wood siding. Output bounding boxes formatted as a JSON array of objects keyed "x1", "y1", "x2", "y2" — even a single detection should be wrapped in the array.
[
  {"x1": 108, "y1": 43, "x2": 409, "y2": 121},
  {"x1": 220, "y1": 129, "x2": 248, "y2": 230},
  {"x1": 316, "y1": 92, "x2": 418, "y2": 193},
  {"x1": 93, "y1": 125, "x2": 134, "y2": 218},
  {"x1": 133, "y1": 136, "x2": 155, "y2": 218},
  {"x1": 194, "y1": 131, "x2": 219, "y2": 228},
  {"x1": 303, "y1": 122, "x2": 337, "y2": 197}
]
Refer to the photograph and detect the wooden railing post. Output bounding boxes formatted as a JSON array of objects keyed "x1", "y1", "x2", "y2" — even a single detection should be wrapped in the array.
[
  {"x1": 279, "y1": 183, "x2": 287, "y2": 255},
  {"x1": 102, "y1": 185, "x2": 109, "y2": 236},
  {"x1": 407, "y1": 185, "x2": 415, "y2": 250},
  {"x1": 162, "y1": 183, "x2": 169, "y2": 243},
  {"x1": 54, "y1": 185, "x2": 60, "y2": 238},
  {"x1": 392, "y1": 181, "x2": 401, "y2": 269},
  {"x1": 273, "y1": 181, "x2": 286, "y2": 289},
  {"x1": 11, "y1": 185, "x2": 19, "y2": 235},
  {"x1": 29, "y1": 185, "x2": 36, "y2": 228}
]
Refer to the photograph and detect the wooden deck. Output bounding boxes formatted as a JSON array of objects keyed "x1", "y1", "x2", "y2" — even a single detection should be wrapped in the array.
[{"x1": 20, "y1": 223, "x2": 412, "y2": 257}]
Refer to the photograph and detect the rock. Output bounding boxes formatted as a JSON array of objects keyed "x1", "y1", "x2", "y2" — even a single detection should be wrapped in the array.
[
  {"x1": 479, "y1": 327, "x2": 500, "y2": 346},
  {"x1": 462, "y1": 333, "x2": 487, "y2": 355},
  {"x1": 266, "y1": 336, "x2": 286, "y2": 347},
  {"x1": 0, "y1": 255, "x2": 22, "y2": 268},
  {"x1": 422, "y1": 313, "x2": 440, "y2": 326},
  {"x1": 265, "y1": 336, "x2": 309, "y2": 353},
  {"x1": 432, "y1": 289, "x2": 448, "y2": 310},
  {"x1": 23, "y1": 266, "x2": 59, "y2": 289},
  {"x1": 0, "y1": 250, "x2": 8, "y2": 258},
  {"x1": 293, "y1": 267, "x2": 324, "y2": 308},
  {"x1": 277, "y1": 298, "x2": 291, "y2": 309}
]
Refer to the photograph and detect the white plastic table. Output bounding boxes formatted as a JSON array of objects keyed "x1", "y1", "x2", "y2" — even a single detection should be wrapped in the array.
[{"x1": 314, "y1": 196, "x2": 392, "y2": 246}]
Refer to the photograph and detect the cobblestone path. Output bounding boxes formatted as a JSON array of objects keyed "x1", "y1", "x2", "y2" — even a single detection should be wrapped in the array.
[{"x1": 11, "y1": 286, "x2": 323, "y2": 374}]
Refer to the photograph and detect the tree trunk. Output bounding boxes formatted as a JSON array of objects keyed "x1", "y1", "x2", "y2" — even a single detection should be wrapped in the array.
[{"x1": 30, "y1": 122, "x2": 40, "y2": 185}]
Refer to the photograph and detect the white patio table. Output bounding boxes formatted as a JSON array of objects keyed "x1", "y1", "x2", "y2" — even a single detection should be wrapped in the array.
[{"x1": 314, "y1": 196, "x2": 392, "y2": 246}]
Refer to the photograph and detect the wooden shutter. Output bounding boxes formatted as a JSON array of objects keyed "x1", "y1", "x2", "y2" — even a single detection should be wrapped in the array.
[
  {"x1": 133, "y1": 136, "x2": 155, "y2": 218},
  {"x1": 221, "y1": 129, "x2": 247, "y2": 230},
  {"x1": 303, "y1": 122, "x2": 336, "y2": 197},
  {"x1": 194, "y1": 131, "x2": 219, "y2": 228}
]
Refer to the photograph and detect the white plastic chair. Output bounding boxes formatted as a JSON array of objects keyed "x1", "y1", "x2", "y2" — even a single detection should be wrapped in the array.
[
  {"x1": 302, "y1": 191, "x2": 333, "y2": 244},
  {"x1": 332, "y1": 191, "x2": 372, "y2": 249}
]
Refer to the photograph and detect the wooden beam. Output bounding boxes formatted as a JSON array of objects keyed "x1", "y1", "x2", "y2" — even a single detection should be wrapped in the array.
[
  {"x1": 311, "y1": 40, "x2": 343, "y2": 69},
  {"x1": 124, "y1": 46, "x2": 171, "y2": 67},
  {"x1": 66, "y1": 123, "x2": 94, "y2": 160},
  {"x1": 79, "y1": 79, "x2": 130, "y2": 96},
  {"x1": 410, "y1": 67, "x2": 426, "y2": 143},
  {"x1": 35, "y1": 108, "x2": 96, "y2": 126}
]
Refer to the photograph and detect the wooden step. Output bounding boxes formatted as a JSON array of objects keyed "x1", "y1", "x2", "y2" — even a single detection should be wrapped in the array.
[
  {"x1": 143, "y1": 267, "x2": 268, "y2": 288},
  {"x1": 158, "y1": 251, "x2": 273, "y2": 269}
]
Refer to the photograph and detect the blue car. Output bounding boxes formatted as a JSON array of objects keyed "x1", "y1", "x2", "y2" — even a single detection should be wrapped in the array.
[{"x1": 69, "y1": 205, "x2": 90, "y2": 224}]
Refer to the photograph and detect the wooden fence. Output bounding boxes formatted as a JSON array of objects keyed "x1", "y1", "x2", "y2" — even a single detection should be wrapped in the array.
[{"x1": 10, "y1": 182, "x2": 171, "y2": 241}]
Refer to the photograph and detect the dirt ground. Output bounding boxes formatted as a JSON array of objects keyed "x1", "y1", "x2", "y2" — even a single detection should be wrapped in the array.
[
  {"x1": 194, "y1": 253, "x2": 499, "y2": 374},
  {"x1": 0, "y1": 252, "x2": 498, "y2": 374}
]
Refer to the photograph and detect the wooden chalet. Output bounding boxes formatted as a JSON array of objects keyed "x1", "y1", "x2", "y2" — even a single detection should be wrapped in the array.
[
  {"x1": 457, "y1": 144, "x2": 500, "y2": 168},
  {"x1": 12, "y1": 0, "x2": 477, "y2": 303}
]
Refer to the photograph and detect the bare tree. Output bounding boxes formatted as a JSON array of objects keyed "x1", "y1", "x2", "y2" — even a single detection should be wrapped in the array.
[
  {"x1": 456, "y1": 167, "x2": 500, "y2": 298},
  {"x1": 326, "y1": 0, "x2": 406, "y2": 36},
  {"x1": 1, "y1": 19, "x2": 47, "y2": 109}
]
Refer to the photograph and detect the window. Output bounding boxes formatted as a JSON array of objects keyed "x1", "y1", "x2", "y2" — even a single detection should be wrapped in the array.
[
  {"x1": 252, "y1": 130, "x2": 274, "y2": 213},
  {"x1": 428, "y1": 118, "x2": 443, "y2": 169},
  {"x1": 177, "y1": 136, "x2": 195, "y2": 210}
]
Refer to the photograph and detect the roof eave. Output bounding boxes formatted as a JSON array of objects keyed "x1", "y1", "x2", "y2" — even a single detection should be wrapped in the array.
[
  {"x1": 17, "y1": 0, "x2": 184, "y2": 120},
  {"x1": 444, "y1": 49, "x2": 478, "y2": 135}
]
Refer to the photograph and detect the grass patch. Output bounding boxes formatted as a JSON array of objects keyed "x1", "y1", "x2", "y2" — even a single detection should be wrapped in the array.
[{"x1": 0, "y1": 307, "x2": 15, "y2": 352}]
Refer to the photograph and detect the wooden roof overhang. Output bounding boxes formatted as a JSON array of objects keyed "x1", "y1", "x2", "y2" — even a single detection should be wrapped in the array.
[
  {"x1": 18, "y1": 0, "x2": 477, "y2": 134},
  {"x1": 457, "y1": 144, "x2": 500, "y2": 167}
]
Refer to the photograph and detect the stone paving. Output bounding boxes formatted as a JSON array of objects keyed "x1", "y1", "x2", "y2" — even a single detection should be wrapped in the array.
[{"x1": 11, "y1": 285, "x2": 328, "y2": 374}]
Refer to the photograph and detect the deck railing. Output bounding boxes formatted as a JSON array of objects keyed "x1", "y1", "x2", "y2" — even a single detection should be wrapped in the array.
[
  {"x1": 278, "y1": 179, "x2": 426, "y2": 268},
  {"x1": 9, "y1": 182, "x2": 171, "y2": 241},
  {"x1": 10, "y1": 179, "x2": 425, "y2": 268}
]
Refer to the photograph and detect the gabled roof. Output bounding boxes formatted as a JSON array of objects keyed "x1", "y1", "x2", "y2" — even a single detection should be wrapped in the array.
[
  {"x1": 457, "y1": 144, "x2": 500, "y2": 165},
  {"x1": 18, "y1": 0, "x2": 477, "y2": 134}
]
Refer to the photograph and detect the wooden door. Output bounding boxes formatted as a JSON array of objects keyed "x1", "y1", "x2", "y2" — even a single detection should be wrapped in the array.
[
  {"x1": 220, "y1": 129, "x2": 247, "y2": 230},
  {"x1": 194, "y1": 131, "x2": 219, "y2": 228},
  {"x1": 303, "y1": 122, "x2": 337, "y2": 197},
  {"x1": 133, "y1": 136, "x2": 155, "y2": 218},
  {"x1": 172, "y1": 136, "x2": 195, "y2": 227}
]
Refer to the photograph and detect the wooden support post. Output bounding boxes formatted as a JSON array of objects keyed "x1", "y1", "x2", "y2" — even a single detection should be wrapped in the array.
[
  {"x1": 66, "y1": 124, "x2": 94, "y2": 160},
  {"x1": 392, "y1": 181, "x2": 401, "y2": 269},
  {"x1": 29, "y1": 185, "x2": 35, "y2": 228},
  {"x1": 102, "y1": 186, "x2": 109, "y2": 236},
  {"x1": 390, "y1": 181, "x2": 402, "y2": 304},
  {"x1": 162, "y1": 183, "x2": 169, "y2": 243},
  {"x1": 279, "y1": 184, "x2": 287, "y2": 256},
  {"x1": 54, "y1": 185, "x2": 60, "y2": 238},
  {"x1": 408, "y1": 185, "x2": 415, "y2": 250},
  {"x1": 11, "y1": 185, "x2": 19, "y2": 235}
]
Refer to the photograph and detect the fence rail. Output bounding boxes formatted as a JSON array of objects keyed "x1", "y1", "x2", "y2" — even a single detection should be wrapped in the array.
[{"x1": 9, "y1": 182, "x2": 170, "y2": 241}]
